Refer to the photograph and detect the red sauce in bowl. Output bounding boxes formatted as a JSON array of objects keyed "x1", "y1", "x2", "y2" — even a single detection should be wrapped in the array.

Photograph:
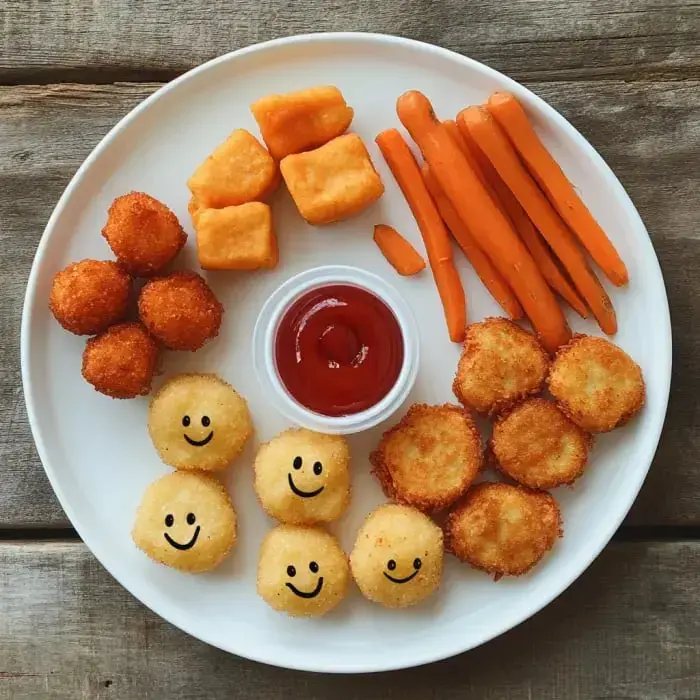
[{"x1": 275, "y1": 284, "x2": 404, "y2": 417}]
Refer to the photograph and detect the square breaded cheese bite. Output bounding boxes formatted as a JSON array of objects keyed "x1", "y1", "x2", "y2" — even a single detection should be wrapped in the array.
[
  {"x1": 280, "y1": 134, "x2": 385, "y2": 225},
  {"x1": 195, "y1": 202, "x2": 278, "y2": 271},
  {"x1": 187, "y1": 129, "x2": 279, "y2": 209}
]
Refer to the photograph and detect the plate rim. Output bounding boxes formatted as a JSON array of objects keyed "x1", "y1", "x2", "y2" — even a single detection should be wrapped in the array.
[{"x1": 20, "y1": 31, "x2": 673, "y2": 673}]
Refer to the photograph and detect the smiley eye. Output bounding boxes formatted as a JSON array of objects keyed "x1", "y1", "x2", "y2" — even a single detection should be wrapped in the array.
[
  {"x1": 413, "y1": 558, "x2": 422, "y2": 570},
  {"x1": 201, "y1": 416, "x2": 210, "y2": 427},
  {"x1": 287, "y1": 565, "x2": 296, "y2": 577},
  {"x1": 187, "y1": 513, "x2": 196, "y2": 525},
  {"x1": 313, "y1": 461, "x2": 323, "y2": 475},
  {"x1": 309, "y1": 561, "x2": 319, "y2": 573},
  {"x1": 165, "y1": 514, "x2": 174, "y2": 527},
  {"x1": 182, "y1": 415, "x2": 190, "y2": 427},
  {"x1": 293, "y1": 456, "x2": 302, "y2": 470},
  {"x1": 387, "y1": 559, "x2": 396, "y2": 571}
]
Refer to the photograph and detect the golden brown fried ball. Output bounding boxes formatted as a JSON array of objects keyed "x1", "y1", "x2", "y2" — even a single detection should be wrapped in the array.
[
  {"x1": 548, "y1": 335, "x2": 645, "y2": 433},
  {"x1": 489, "y1": 398, "x2": 592, "y2": 489},
  {"x1": 444, "y1": 482, "x2": 562, "y2": 578},
  {"x1": 82, "y1": 322, "x2": 160, "y2": 399},
  {"x1": 138, "y1": 271, "x2": 223, "y2": 351},
  {"x1": 49, "y1": 259, "x2": 130, "y2": 335},
  {"x1": 371, "y1": 404, "x2": 482, "y2": 513},
  {"x1": 257, "y1": 525, "x2": 349, "y2": 617},
  {"x1": 102, "y1": 192, "x2": 187, "y2": 276},
  {"x1": 453, "y1": 317, "x2": 550, "y2": 416},
  {"x1": 132, "y1": 471, "x2": 236, "y2": 573},
  {"x1": 350, "y1": 504, "x2": 443, "y2": 608}
]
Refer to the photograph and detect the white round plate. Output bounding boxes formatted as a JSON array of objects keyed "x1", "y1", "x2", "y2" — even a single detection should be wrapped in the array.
[{"x1": 21, "y1": 33, "x2": 671, "y2": 673}]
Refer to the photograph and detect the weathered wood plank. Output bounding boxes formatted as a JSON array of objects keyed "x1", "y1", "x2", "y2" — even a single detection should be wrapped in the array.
[
  {"x1": 1, "y1": 0, "x2": 699, "y2": 83},
  {"x1": 0, "y1": 540, "x2": 698, "y2": 698},
  {"x1": 0, "y1": 80, "x2": 697, "y2": 528}
]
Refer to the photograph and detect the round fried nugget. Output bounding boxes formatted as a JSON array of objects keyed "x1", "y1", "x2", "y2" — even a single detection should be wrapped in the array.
[
  {"x1": 49, "y1": 259, "x2": 130, "y2": 335},
  {"x1": 138, "y1": 271, "x2": 223, "y2": 351},
  {"x1": 548, "y1": 335, "x2": 645, "y2": 433},
  {"x1": 82, "y1": 322, "x2": 160, "y2": 399},
  {"x1": 132, "y1": 471, "x2": 236, "y2": 573},
  {"x1": 371, "y1": 404, "x2": 482, "y2": 513},
  {"x1": 148, "y1": 373, "x2": 253, "y2": 471},
  {"x1": 490, "y1": 398, "x2": 592, "y2": 489},
  {"x1": 350, "y1": 504, "x2": 443, "y2": 608},
  {"x1": 445, "y1": 482, "x2": 562, "y2": 578},
  {"x1": 453, "y1": 318, "x2": 550, "y2": 416},
  {"x1": 254, "y1": 429, "x2": 350, "y2": 525},
  {"x1": 257, "y1": 525, "x2": 349, "y2": 617},
  {"x1": 102, "y1": 192, "x2": 187, "y2": 276}
]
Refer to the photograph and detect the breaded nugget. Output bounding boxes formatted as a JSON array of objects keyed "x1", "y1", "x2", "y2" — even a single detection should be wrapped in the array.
[
  {"x1": 350, "y1": 504, "x2": 443, "y2": 608},
  {"x1": 445, "y1": 482, "x2": 562, "y2": 578},
  {"x1": 280, "y1": 133, "x2": 385, "y2": 225},
  {"x1": 251, "y1": 85, "x2": 354, "y2": 160},
  {"x1": 490, "y1": 398, "x2": 592, "y2": 489},
  {"x1": 187, "y1": 129, "x2": 279, "y2": 209},
  {"x1": 102, "y1": 192, "x2": 187, "y2": 276},
  {"x1": 82, "y1": 322, "x2": 160, "y2": 399},
  {"x1": 453, "y1": 317, "x2": 550, "y2": 416},
  {"x1": 548, "y1": 335, "x2": 645, "y2": 433},
  {"x1": 132, "y1": 471, "x2": 236, "y2": 573},
  {"x1": 49, "y1": 259, "x2": 130, "y2": 335},
  {"x1": 138, "y1": 271, "x2": 223, "y2": 351},
  {"x1": 257, "y1": 525, "x2": 349, "y2": 617},
  {"x1": 371, "y1": 404, "x2": 482, "y2": 513},
  {"x1": 254, "y1": 429, "x2": 350, "y2": 525}
]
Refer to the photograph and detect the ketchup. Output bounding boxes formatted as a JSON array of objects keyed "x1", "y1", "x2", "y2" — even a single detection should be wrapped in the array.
[{"x1": 275, "y1": 284, "x2": 404, "y2": 417}]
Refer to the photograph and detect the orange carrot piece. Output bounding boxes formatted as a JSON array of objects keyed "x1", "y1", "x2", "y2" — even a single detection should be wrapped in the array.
[
  {"x1": 422, "y1": 164, "x2": 524, "y2": 320},
  {"x1": 487, "y1": 91, "x2": 628, "y2": 287},
  {"x1": 458, "y1": 105, "x2": 616, "y2": 335},
  {"x1": 375, "y1": 129, "x2": 466, "y2": 342},
  {"x1": 373, "y1": 224, "x2": 426, "y2": 276},
  {"x1": 457, "y1": 120, "x2": 588, "y2": 318},
  {"x1": 396, "y1": 91, "x2": 570, "y2": 354}
]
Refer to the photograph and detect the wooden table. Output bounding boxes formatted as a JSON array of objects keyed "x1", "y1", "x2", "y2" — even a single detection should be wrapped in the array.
[{"x1": 2, "y1": 2, "x2": 699, "y2": 697}]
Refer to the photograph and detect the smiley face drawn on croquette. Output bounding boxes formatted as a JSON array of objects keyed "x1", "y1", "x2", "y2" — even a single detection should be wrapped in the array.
[
  {"x1": 350, "y1": 504, "x2": 444, "y2": 608},
  {"x1": 257, "y1": 525, "x2": 349, "y2": 617},
  {"x1": 132, "y1": 471, "x2": 236, "y2": 573},
  {"x1": 254, "y1": 429, "x2": 350, "y2": 525},
  {"x1": 148, "y1": 373, "x2": 253, "y2": 471}
]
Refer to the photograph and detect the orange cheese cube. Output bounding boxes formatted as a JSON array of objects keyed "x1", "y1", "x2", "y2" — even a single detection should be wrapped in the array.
[
  {"x1": 194, "y1": 202, "x2": 278, "y2": 271},
  {"x1": 251, "y1": 85, "x2": 354, "y2": 160},
  {"x1": 280, "y1": 134, "x2": 384, "y2": 226},
  {"x1": 187, "y1": 129, "x2": 278, "y2": 209}
]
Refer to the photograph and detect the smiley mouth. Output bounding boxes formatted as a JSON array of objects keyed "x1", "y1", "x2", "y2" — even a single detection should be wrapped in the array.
[
  {"x1": 286, "y1": 577, "x2": 324, "y2": 599},
  {"x1": 287, "y1": 473, "x2": 325, "y2": 498},
  {"x1": 164, "y1": 526, "x2": 201, "y2": 551},
  {"x1": 184, "y1": 432, "x2": 213, "y2": 447},
  {"x1": 383, "y1": 570, "x2": 419, "y2": 584}
]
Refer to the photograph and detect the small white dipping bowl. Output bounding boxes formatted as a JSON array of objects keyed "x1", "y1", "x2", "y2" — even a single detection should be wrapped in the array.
[{"x1": 252, "y1": 265, "x2": 419, "y2": 435}]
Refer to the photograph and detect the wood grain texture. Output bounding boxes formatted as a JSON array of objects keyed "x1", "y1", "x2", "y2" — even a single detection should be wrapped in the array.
[
  {"x1": 1, "y1": 80, "x2": 697, "y2": 528},
  {"x1": 1, "y1": 0, "x2": 699, "y2": 83},
  {"x1": 0, "y1": 540, "x2": 698, "y2": 698}
]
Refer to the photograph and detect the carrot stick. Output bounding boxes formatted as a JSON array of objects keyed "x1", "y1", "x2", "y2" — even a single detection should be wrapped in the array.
[
  {"x1": 373, "y1": 224, "x2": 426, "y2": 276},
  {"x1": 396, "y1": 91, "x2": 570, "y2": 354},
  {"x1": 422, "y1": 164, "x2": 524, "y2": 320},
  {"x1": 487, "y1": 91, "x2": 628, "y2": 287},
  {"x1": 458, "y1": 105, "x2": 616, "y2": 335},
  {"x1": 375, "y1": 129, "x2": 466, "y2": 342},
  {"x1": 457, "y1": 121, "x2": 588, "y2": 318}
]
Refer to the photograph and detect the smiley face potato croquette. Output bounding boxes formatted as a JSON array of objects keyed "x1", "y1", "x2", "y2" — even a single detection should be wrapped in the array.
[
  {"x1": 257, "y1": 525, "x2": 349, "y2": 617},
  {"x1": 148, "y1": 373, "x2": 253, "y2": 471},
  {"x1": 132, "y1": 471, "x2": 236, "y2": 573},
  {"x1": 350, "y1": 504, "x2": 444, "y2": 608},
  {"x1": 254, "y1": 429, "x2": 350, "y2": 525}
]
